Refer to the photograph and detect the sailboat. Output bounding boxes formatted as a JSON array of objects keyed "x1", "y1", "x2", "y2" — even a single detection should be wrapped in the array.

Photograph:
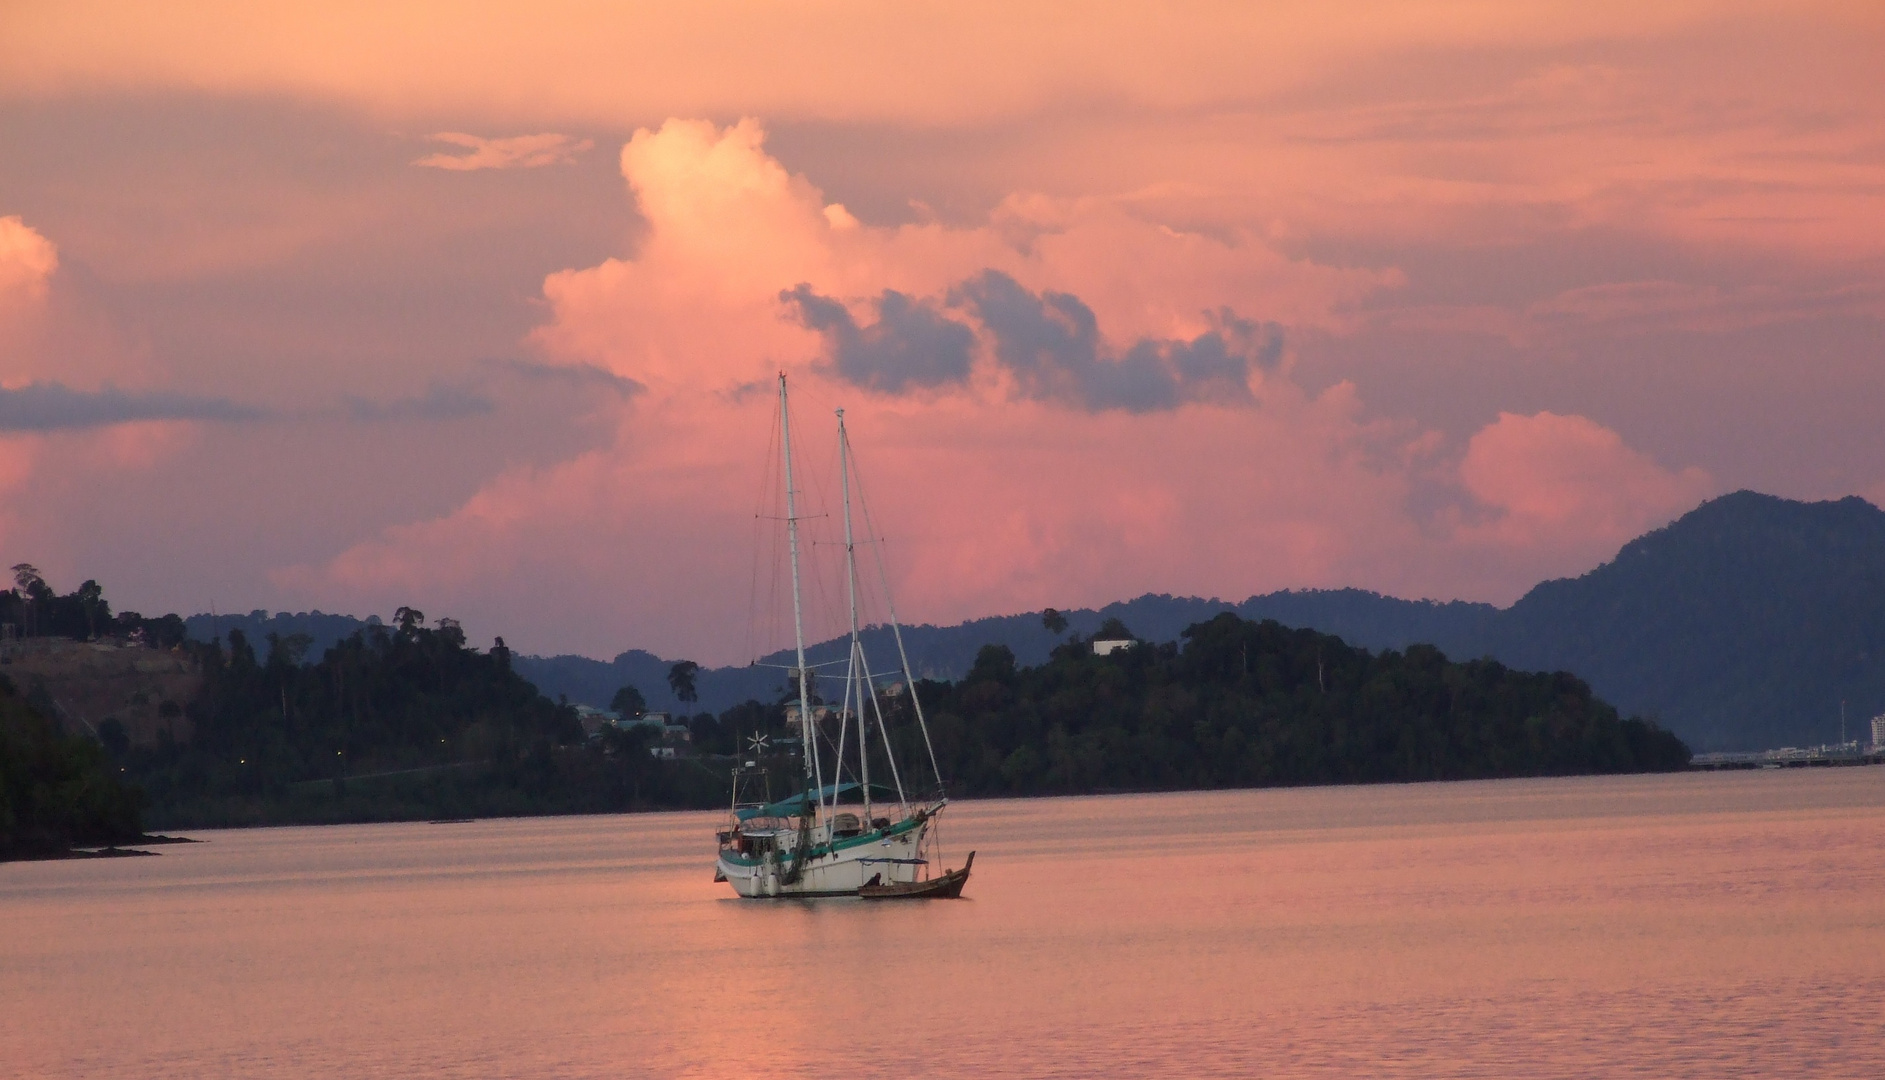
[{"x1": 713, "y1": 374, "x2": 973, "y2": 899}]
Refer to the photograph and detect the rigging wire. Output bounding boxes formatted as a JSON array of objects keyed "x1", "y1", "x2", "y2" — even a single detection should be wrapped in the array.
[{"x1": 846, "y1": 431, "x2": 947, "y2": 798}]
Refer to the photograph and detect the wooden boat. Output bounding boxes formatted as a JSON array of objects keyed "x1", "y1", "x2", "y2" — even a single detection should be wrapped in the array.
[{"x1": 859, "y1": 851, "x2": 973, "y2": 900}]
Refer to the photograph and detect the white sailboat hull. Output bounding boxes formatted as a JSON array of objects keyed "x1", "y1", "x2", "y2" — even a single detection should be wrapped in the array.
[{"x1": 717, "y1": 821, "x2": 929, "y2": 898}]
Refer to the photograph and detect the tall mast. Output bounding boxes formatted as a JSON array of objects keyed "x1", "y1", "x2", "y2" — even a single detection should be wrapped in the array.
[
  {"x1": 838, "y1": 407, "x2": 871, "y2": 825},
  {"x1": 779, "y1": 374, "x2": 815, "y2": 793}
]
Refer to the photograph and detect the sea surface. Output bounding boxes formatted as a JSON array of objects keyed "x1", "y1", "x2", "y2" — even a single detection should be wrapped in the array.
[{"x1": 5, "y1": 769, "x2": 1883, "y2": 1078}]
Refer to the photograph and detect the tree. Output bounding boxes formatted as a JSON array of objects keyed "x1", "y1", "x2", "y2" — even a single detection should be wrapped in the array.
[
  {"x1": 11, "y1": 564, "x2": 43, "y2": 636},
  {"x1": 76, "y1": 580, "x2": 105, "y2": 640},
  {"x1": 394, "y1": 606, "x2": 425, "y2": 637},
  {"x1": 1041, "y1": 608, "x2": 1069, "y2": 636},
  {"x1": 266, "y1": 632, "x2": 313, "y2": 667},
  {"x1": 434, "y1": 617, "x2": 466, "y2": 649},
  {"x1": 668, "y1": 660, "x2": 700, "y2": 705},
  {"x1": 610, "y1": 684, "x2": 647, "y2": 717}
]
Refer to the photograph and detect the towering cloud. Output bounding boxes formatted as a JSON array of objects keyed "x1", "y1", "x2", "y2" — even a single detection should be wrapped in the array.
[
  {"x1": 273, "y1": 117, "x2": 1719, "y2": 659},
  {"x1": 0, "y1": 216, "x2": 57, "y2": 305}
]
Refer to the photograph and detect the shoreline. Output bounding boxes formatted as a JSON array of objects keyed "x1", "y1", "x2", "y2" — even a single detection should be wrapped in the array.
[
  {"x1": 133, "y1": 758, "x2": 1885, "y2": 835},
  {"x1": 1, "y1": 834, "x2": 201, "y2": 864}
]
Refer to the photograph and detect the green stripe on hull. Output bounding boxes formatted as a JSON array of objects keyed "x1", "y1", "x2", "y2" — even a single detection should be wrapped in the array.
[{"x1": 718, "y1": 817, "x2": 924, "y2": 868}]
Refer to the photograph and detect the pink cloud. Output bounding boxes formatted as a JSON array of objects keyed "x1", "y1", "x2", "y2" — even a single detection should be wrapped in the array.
[
  {"x1": 413, "y1": 132, "x2": 593, "y2": 171},
  {"x1": 0, "y1": 216, "x2": 58, "y2": 304},
  {"x1": 272, "y1": 119, "x2": 1718, "y2": 658},
  {"x1": 1457, "y1": 410, "x2": 1714, "y2": 560},
  {"x1": 531, "y1": 118, "x2": 1389, "y2": 397}
]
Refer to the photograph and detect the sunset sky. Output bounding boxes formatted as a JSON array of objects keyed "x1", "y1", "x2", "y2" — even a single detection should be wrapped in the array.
[{"x1": 2, "y1": 2, "x2": 1881, "y2": 661}]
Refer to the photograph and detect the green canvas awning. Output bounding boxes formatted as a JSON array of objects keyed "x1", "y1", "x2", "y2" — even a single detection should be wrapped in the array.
[{"x1": 736, "y1": 782, "x2": 899, "y2": 821}]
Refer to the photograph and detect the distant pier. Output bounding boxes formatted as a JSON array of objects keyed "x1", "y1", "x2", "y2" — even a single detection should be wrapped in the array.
[{"x1": 1691, "y1": 746, "x2": 1884, "y2": 770}]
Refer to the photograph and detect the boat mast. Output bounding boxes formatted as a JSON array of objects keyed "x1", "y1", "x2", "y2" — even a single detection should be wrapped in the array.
[
  {"x1": 856, "y1": 467, "x2": 946, "y2": 800},
  {"x1": 837, "y1": 407, "x2": 872, "y2": 826},
  {"x1": 779, "y1": 375, "x2": 817, "y2": 798}
]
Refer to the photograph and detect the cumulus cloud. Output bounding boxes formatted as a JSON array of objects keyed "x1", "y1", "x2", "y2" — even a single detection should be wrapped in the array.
[
  {"x1": 0, "y1": 382, "x2": 261, "y2": 431},
  {"x1": 950, "y1": 270, "x2": 1282, "y2": 412},
  {"x1": 782, "y1": 272, "x2": 1284, "y2": 410},
  {"x1": 414, "y1": 132, "x2": 594, "y2": 171},
  {"x1": 0, "y1": 216, "x2": 58, "y2": 303},
  {"x1": 1458, "y1": 410, "x2": 1714, "y2": 556},
  {"x1": 780, "y1": 284, "x2": 975, "y2": 393},
  {"x1": 284, "y1": 117, "x2": 1714, "y2": 657}
]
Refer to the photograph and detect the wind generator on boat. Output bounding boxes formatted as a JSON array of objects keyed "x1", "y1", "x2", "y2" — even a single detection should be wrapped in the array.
[{"x1": 713, "y1": 374, "x2": 972, "y2": 900}]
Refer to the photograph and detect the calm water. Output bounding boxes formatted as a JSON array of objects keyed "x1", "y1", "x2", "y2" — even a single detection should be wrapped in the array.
[{"x1": 5, "y1": 769, "x2": 1883, "y2": 1078}]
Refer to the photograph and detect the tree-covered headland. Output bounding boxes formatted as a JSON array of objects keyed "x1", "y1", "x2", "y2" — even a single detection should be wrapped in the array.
[
  {"x1": 0, "y1": 674, "x2": 145, "y2": 859},
  {"x1": 123, "y1": 609, "x2": 740, "y2": 827},
  {"x1": 904, "y1": 614, "x2": 1690, "y2": 796},
  {"x1": 0, "y1": 570, "x2": 1689, "y2": 835}
]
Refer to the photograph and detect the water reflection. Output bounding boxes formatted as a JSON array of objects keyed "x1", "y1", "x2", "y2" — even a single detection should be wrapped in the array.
[{"x1": 5, "y1": 770, "x2": 1882, "y2": 1078}]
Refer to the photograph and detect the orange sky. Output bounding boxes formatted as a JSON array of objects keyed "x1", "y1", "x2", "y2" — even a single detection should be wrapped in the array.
[{"x1": 1, "y1": 3, "x2": 1881, "y2": 659}]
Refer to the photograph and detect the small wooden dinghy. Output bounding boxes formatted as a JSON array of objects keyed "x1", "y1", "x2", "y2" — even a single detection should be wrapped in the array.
[{"x1": 858, "y1": 851, "x2": 974, "y2": 900}]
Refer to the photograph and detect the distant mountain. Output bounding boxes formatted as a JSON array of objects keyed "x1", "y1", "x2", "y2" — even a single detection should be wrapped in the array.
[
  {"x1": 1484, "y1": 492, "x2": 1885, "y2": 751},
  {"x1": 510, "y1": 593, "x2": 1501, "y2": 719},
  {"x1": 186, "y1": 610, "x2": 386, "y2": 657},
  {"x1": 184, "y1": 491, "x2": 1885, "y2": 753}
]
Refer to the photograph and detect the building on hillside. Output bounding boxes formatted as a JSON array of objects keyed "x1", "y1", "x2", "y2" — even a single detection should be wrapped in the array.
[
  {"x1": 1092, "y1": 638, "x2": 1136, "y2": 656},
  {"x1": 784, "y1": 704, "x2": 833, "y2": 727},
  {"x1": 573, "y1": 705, "x2": 618, "y2": 738}
]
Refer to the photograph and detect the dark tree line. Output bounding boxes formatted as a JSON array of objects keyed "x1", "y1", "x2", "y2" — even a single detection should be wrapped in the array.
[
  {"x1": 0, "y1": 674, "x2": 143, "y2": 859},
  {"x1": 1, "y1": 564, "x2": 187, "y2": 647},
  {"x1": 891, "y1": 613, "x2": 1690, "y2": 796},
  {"x1": 123, "y1": 606, "x2": 815, "y2": 827},
  {"x1": 9, "y1": 571, "x2": 1692, "y2": 833},
  {"x1": 126, "y1": 609, "x2": 594, "y2": 824}
]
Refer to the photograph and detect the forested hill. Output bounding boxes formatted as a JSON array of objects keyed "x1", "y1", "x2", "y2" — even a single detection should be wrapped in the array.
[
  {"x1": 1485, "y1": 492, "x2": 1885, "y2": 751},
  {"x1": 910, "y1": 614, "x2": 1688, "y2": 795},
  {"x1": 0, "y1": 675, "x2": 144, "y2": 859},
  {"x1": 183, "y1": 491, "x2": 1885, "y2": 751},
  {"x1": 508, "y1": 592, "x2": 1499, "y2": 719},
  {"x1": 519, "y1": 492, "x2": 1885, "y2": 751},
  {"x1": 5, "y1": 571, "x2": 1686, "y2": 829},
  {"x1": 144, "y1": 611, "x2": 1684, "y2": 826}
]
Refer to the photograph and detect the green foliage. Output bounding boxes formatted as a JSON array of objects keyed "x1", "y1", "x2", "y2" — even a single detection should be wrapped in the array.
[
  {"x1": 127, "y1": 615, "x2": 592, "y2": 826},
  {"x1": 126, "y1": 612, "x2": 816, "y2": 827},
  {"x1": 0, "y1": 675, "x2": 144, "y2": 859},
  {"x1": 668, "y1": 660, "x2": 700, "y2": 704},
  {"x1": 913, "y1": 614, "x2": 1689, "y2": 796},
  {"x1": 1041, "y1": 608, "x2": 1069, "y2": 636},
  {"x1": 609, "y1": 684, "x2": 647, "y2": 717},
  {"x1": 33, "y1": 573, "x2": 1693, "y2": 832}
]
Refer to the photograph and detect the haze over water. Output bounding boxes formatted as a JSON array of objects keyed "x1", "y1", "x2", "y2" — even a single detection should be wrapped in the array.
[{"x1": 6, "y1": 769, "x2": 1882, "y2": 1078}]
